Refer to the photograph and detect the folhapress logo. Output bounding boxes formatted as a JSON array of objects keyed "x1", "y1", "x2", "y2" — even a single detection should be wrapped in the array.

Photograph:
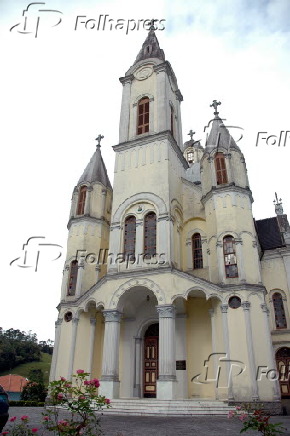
[{"x1": 10, "y1": 2, "x2": 63, "y2": 38}]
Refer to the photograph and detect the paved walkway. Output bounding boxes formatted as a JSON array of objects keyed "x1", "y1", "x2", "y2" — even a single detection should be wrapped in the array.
[{"x1": 5, "y1": 407, "x2": 290, "y2": 436}]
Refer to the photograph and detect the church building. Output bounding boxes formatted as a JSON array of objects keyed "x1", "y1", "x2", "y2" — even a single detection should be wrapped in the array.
[{"x1": 50, "y1": 28, "x2": 290, "y2": 408}]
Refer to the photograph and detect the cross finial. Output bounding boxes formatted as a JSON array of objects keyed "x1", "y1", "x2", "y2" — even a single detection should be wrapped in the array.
[
  {"x1": 188, "y1": 130, "x2": 195, "y2": 140},
  {"x1": 96, "y1": 134, "x2": 104, "y2": 147},
  {"x1": 210, "y1": 100, "x2": 221, "y2": 116},
  {"x1": 149, "y1": 19, "x2": 157, "y2": 31},
  {"x1": 273, "y1": 192, "x2": 284, "y2": 215}
]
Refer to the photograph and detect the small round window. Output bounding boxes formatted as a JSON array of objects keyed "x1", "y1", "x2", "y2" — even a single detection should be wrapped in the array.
[
  {"x1": 64, "y1": 311, "x2": 73, "y2": 322},
  {"x1": 229, "y1": 296, "x2": 241, "y2": 309}
]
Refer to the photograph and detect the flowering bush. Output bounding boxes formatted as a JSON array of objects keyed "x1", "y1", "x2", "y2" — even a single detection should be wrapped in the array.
[
  {"x1": 44, "y1": 370, "x2": 111, "y2": 436},
  {"x1": 1, "y1": 371, "x2": 111, "y2": 436},
  {"x1": 228, "y1": 404, "x2": 286, "y2": 436},
  {"x1": 1, "y1": 415, "x2": 39, "y2": 436}
]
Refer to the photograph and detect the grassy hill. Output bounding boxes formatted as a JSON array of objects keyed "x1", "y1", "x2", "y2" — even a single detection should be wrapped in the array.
[{"x1": 0, "y1": 352, "x2": 52, "y2": 385}]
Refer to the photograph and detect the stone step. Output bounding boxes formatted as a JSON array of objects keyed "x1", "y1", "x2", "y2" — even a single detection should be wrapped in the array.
[{"x1": 97, "y1": 399, "x2": 234, "y2": 416}]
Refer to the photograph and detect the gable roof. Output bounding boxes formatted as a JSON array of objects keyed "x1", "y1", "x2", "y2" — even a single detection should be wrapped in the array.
[
  {"x1": 0, "y1": 375, "x2": 28, "y2": 392},
  {"x1": 255, "y1": 217, "x2": 285, "y2": 251}
]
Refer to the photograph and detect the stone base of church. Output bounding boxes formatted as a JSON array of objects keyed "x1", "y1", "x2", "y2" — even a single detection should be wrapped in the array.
[
  {"x1": 99, "y1": 380, "x2": 120, "y2": 399},
  {"x1": 157, "y1": 380, "x2": 177, "y2": 400}
]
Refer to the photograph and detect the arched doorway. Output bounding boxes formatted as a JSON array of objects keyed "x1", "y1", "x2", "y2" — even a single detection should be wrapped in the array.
[
  {"x1": 143, "y1": 323, "x2": 159, "y2": 398},
  {"x1": 276, "y1": 347, "x2": 290, "y2": 397}
]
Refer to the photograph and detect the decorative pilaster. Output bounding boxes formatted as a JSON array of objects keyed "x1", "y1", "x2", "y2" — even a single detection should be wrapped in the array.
[
  {"x1": 75, "y1": 260, "x2": 85, "y2": 297},
  {"x1": 67, "y1": 316, "x2": 79, "y2": 380},
  {"x1": 133, "y1": 337, "x2": 142, "y2": 397},
  {"x1": 235, "y1": 240, "x2": 246, "y2": 282},
  {"x1": 135, "y1": 220, "x2": 143, "y2": 268},
  {"x1": 156, "y1": 68, "x2": 167, "y2": 132},
  {"x1": 156, "y1": 304, "x2": 176, "y2": 399},
  {"x1": 61, "y1": 264, "x2": 70, "y2": 299},
  {"x1": 101, "y1": 189, "x2": 107, "y2": 218},
  {"x1": 107, "y1": 225, "x2": 120, "y2": 273},
  {"x1": 88, "y1": 317, "x2": 97, "y2": 375},
  {"x1": 220, "y1": 304, "x2": 234, "y2": 400},
  {"x1": 209, "y1": 309, "x2": 219, "y2": 399},
  {"x1": 99, "y1": 310, "x2": 122, "y2": 399},
  {"x1": 241, "y1": 301, "x2": 259, "y2": 401},
  {"x1": 119, "y1": 77, "x2": 132, "y2": 142},
  {"x1": 217, "y1": 241, "x2": 225, "y2": 283},
  {"x1": 49, "y1": 318, "x2": 63, "y2": 381},
  {"x1": 261, "y1": 304, "x2": 281, "y2": 400},
  {"x1": 84, "y1": 186, "x2": 92, "y2": 215},
  {"x1": 208, "y1": 157, "x2": 216, "y2": 186}
]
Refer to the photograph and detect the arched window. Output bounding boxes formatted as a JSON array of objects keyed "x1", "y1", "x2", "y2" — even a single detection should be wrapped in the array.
[
  {"x1": 192, "y1": 233, "x2": 203, "y2": 269},
  {"x1": 215, "y1": 153, "x2": 228, "y2": 185},
  {"x1": 124, "y1": 216, "x2": 136, "y2": 257},
  {"x1": 223, "y1": 235, "x2": 238, "y2": 278},
  {"x1": 137, "y1": 97, "x2": 149, "y2": 135},
  {"x1": 67, "y1": 260, "x2": 78, "y2": 296},
  {"x1": 273, "y1": 292, "x2": 287, "y2": 329},
  {"x1": 144, "y1": 212, "x2": 157, "y2": 256},
  {"x1": 77, "y1": 186, "x2": 87, "y2": 215}
]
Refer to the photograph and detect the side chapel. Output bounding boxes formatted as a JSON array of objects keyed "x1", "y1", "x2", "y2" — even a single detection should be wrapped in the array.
[{"x1": 50, "y1": 28, "x2": 290, "y2": 406}]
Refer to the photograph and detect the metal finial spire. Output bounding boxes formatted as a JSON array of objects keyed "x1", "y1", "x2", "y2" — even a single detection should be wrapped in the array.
[
  {"x1": 210, "y1": 100, "x2": 221, "y2": 117},
  {"x1": 273, "y1": 192, "x2": 284, "y2": 215},
  {"x1": 148, "y1": 19, "x2": 157, "y2": 31},
  {"x1": 96, "y1": 134, "x2": 104, "y2": 147},
  {"x1": 188, "y1": 130, "x2": 195, "y2": 140}
]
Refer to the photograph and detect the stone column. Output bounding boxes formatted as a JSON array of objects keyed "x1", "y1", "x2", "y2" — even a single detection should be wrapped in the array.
[
  {"x1": 261, "y1": 304, "x2": 281, "y2": 400},
  {"x1": 209, "y1": 309, "x2": 219, "y2": 399},
  {"x1": 133, "y1": 337, "x2": 142, "y2": 397},
  {"x1": 119, "y1": 77, "x2": 132, "y2": 142},
  {"x1": 157, "y1": 305, "x2": 176, "y2": 399},
  {"x1": 75, "y1": 260, "x2": 84, "y2": 297},
  {"x1": 88, "y1": 317, "x2": 97, "y2": 375},
  {"x1": 220, "y1": 304, "x2": 234, "y2": 400},
  {"x1": 67, "y1": 315, "x2": 79, "y2": 380},
  {"x1": 49, "y1": 318, "x2": 63, "y2": 381},
  {"x1": 99, "y1": 310, "x2": 121, "y2": 399},
  {"x1": 241, "y1": 301, "x2": 259, "y2": 400}
]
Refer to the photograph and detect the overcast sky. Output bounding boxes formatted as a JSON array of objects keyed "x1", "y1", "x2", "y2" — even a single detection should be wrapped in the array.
[{"x1": 0, "y1": 0, "x2": 289, "y2": 342}]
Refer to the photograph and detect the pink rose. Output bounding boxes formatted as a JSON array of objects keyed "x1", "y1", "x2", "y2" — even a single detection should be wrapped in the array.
[
  {"x1": 92, "y1": 378, "x2": 100, "y2": 388},
  {"x1": 31, "y1": 429, "x2": 38, "y2": 433},
  {"x1": 43, "y1": 416, "x2": 49, "y2": 421},
  {"x1": 21, "y1": 416, "x2": 29, "y2": 421},
  {"x1": 65, "y1": 383, "x2": 71, "y2": 388},
  {"x1": 60, "y1": 377, "x2": 66, "y2": 381},
  {"x1": 84, "y1": 380, "x2": 90, "y2": 385},
  {"x1": 57, "y1": 393, "x2": 64, "y2": 400},
  {"x1": 9, "y1": 417, "x2": 17, "y2": 422},
  {"x1": 76, "y1": 369, "x2": 84, "y2": 374},
  {"x1": 105, "y1": 398, "x2": 110, "y2": 404},
  {"x1": 78, "y1": 395, "x2": 85, "y2": 400},
  {"x1": 2, "y1": 432, "x2": 9, "y2": 435}
]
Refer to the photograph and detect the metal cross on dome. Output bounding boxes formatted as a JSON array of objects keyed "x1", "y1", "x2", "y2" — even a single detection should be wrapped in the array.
[
  {"x1": 210, "y1": 100, "x2": 221, "y2": 116},
  {"x1": 96, "y1": 134, "x2": 104, "y2": 147},
  {"x1": 188, "y1": 130, "x2": 195, "y2": 140}
]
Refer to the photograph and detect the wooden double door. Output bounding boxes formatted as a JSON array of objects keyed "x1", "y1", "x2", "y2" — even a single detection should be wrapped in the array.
[
  {"x1": 143, "y1": 323, "x2": 159, "y2": 398},
  {"x1": 276, "y1": 347, "x2": 290, "y2": 397}
]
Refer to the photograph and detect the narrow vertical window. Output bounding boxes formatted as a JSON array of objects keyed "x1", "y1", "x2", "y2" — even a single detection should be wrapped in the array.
[
  {"x1": 192, "y1": 233, "x2": 203, "y2": 269},
  {"x1": 144, "y1": 212, "x2": 157, "y2": 256},
  {"x1": 77, "y1": 186, "x2": 87, "y2": 215},
  {"x1": 124, "y1": 216, "x2": 136, "y2": 258},
  {"x1": 223, "y1": 236, "x2": 238, "y2": 278},
  {"x1": 137, "y1": 97, "x2": 149, "y2": 135},
  {"x1": 273, "y1": 293, "x2": 287, "y2": 329},
  {"x1": 67, "y1": 260, "x2": 78, "y2": 296},
  {"x1": 215, "y1": 153, "x2": 228, "y2": 185}
]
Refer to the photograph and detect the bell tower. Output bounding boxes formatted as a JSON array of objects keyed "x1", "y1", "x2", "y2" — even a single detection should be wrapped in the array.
[{"x1": 108, "y1": 27, "x2": 187, "y2": 273}]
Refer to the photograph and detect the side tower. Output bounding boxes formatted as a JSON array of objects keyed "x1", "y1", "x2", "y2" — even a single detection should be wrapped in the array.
[
  {"x1": 50, "y1": 139, "x2": 112, "y2": 380},
  {"x1": 200, "y1": 101, "x2": 262, "y2": 285}
]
